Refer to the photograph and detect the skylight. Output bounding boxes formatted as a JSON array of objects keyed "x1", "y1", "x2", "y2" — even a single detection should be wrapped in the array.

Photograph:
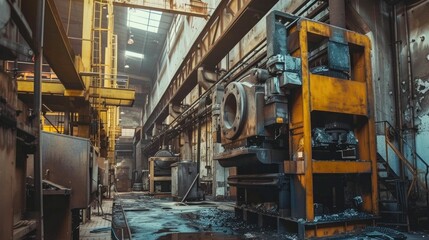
[
  {"x1": 125, "y1": 50, "x2": 144, "y2": 59},
  {"x1": 127, "y1": 9, "x2": 162, "y2": 33}
]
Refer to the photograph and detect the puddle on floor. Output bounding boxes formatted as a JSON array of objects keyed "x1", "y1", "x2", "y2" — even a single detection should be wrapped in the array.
[{"x1": 157, "y1": 232, "x2": 241, "y2": 240}]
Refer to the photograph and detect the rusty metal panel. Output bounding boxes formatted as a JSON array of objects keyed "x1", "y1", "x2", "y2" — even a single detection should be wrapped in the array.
[
  {"x1": 42, "y1": 131, "x2": 91, "y2": 209},
  {"x1": 403, "y1": 1, "x2": 429, "y2": 198},
  {"x1": 408, "y1": 2, "x2": 429, "y2": 122},
  {"x1": 0, "y1": 72, "x2": 17, "y2": 240},
  {"x1": 310, "y1": 74, "x2": 368, "y2": 116},
  {"x1": 284, "y1": 161, "x2": 305, "y2": 174},
  {"x1": 312, "y1": 161, "x2": 372, "y2": 174}
]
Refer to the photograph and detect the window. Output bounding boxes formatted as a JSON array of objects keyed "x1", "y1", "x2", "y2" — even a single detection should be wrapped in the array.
[
  {"x1": 125, "y1": 50, "x2": 144, "y2": 59},
  {"x1": 127, "y1": 9, "x2": 162, "y2": 33}
]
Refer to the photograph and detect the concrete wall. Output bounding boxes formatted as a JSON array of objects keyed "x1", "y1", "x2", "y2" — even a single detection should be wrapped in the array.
[{"x1": 144, "y1": 0, "x2": 221, "y2": 121}]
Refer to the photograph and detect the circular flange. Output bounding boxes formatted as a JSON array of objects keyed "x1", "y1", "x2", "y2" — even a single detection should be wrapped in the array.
[{"x1": 221, "y1": 82, "x2": 246, "y2": 140}]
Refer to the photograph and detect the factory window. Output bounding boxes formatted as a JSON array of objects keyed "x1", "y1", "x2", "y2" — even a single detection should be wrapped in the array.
[
  {"x1": 125, "y1": 50, "x2": 144, "y2": 59},
  {"x1": 168, "y1": 15, "x2": 184, "y2": 58},
  {"x1": 127, "y1": 9, "x2": 162, "y2": 33}
]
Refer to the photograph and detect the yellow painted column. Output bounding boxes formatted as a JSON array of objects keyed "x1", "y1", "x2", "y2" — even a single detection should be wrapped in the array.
[{"x1": 82, "y1": 0, "x2": 93, "y2": 88}]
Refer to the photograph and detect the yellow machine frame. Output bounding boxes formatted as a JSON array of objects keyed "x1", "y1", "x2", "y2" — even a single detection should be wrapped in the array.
[{"x1": 283, "y1": 19, "x2": 377, "y2": 238}]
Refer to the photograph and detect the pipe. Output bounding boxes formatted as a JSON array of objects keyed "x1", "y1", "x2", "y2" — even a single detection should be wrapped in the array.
[
  {"x1": 34, "y1": 0, "x2": 45, "y2": 239},
  {"x1": 197, "y1": 116, "x2": 201, "y2": 189},
  {"x1": 391, "y1": 4, "x2": 404, "y2": 159},
  {"x1": 181, "y1": 173, "x2": 200, "y2": 203},
  {"x1": 329, "y1": 0, "x2": 346, "y2": 28},
  {"x1": 404, "y1": 2, "x2": 418, "y2": 174},
  {"x1": 119, "y1": 203, "x2": 132, "y2": 240}
]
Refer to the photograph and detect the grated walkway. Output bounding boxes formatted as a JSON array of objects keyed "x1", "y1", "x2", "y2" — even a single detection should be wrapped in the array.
[{"x1": 80, "y1": 199, "x2": 113, "y2": 240}]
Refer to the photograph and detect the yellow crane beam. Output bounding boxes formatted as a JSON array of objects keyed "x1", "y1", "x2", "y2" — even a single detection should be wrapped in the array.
[
  {"x1": 17, "y1": 80, "x2": 135, "y2": 107},
  {"x1": 113, "y1": 0, "x2": 209, "y2": 18}
]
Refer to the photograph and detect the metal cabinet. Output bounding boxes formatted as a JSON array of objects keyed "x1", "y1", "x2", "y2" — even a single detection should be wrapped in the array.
[{"x1": 42, "y1": 131, "x2": 97, "y2": 209}]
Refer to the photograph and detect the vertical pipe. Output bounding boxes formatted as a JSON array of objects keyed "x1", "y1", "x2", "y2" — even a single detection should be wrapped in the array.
[
  {"x1": 34, "y1": 0, "x2": 45, "y2": 239},
  {"x1": 329, "y1": 0, "x2": 346, "y2": 28},
  {"x1": 64, "y1": 110, "x2": 70, "y2": 135},
  {"x1": 197, "y1": 116, "x2": 201, "y2": 188},
  {"x1": 391, "y1": 4, "x2": 405, "y2": 160},
  {"x1": 385, "y1": 122, "x2": 389, "y2": 164},
  {"x1": 404, "y1": 3, "x2": 417, "y2": 171}
]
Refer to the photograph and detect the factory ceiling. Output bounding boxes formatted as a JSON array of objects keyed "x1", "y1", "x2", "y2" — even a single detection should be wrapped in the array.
[
  {"x1": 114, "y1": 7, "x2": 174, "y2": 83},
  {"x1": 53, "y1": 0, "x2": 174, "y2": 95}
]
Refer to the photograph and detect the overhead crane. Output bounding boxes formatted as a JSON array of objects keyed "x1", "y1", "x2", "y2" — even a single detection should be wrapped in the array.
[{"x1": 112, "y1": 0, "x2": 209, "y2": 18}]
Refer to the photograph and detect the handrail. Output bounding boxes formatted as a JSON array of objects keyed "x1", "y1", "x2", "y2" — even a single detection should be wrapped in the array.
[
  {"x1": 375, "y1": 120, "x2": 429, "y2": 207},
  {"x1": 376, "y1": 121, "x2": 429, "y2": 169}
]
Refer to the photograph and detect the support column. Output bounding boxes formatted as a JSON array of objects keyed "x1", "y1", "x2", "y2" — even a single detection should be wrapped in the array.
[
  {"x1": 77, "y1": 104, "x2": 91, "y2": 139},
  {"x1": 64, "y1": 110, "x2": 70, "y2": 135},
  {"x1": 34, "y1": 0, "x2": 45, "y2": 238}
]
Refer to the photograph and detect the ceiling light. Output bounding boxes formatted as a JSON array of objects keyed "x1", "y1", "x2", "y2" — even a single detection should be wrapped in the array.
[
  {"x1": 124, "y1": 64, "x2": 130, "y2": 69},
  {"x1": 125, "y1": 50, "x2": 144, "y2": 59},
  {"x1": 120, "y1": 112, "x2": 125, "y2": 114},
  {"x1": 128, "y1": 34, "x2": 134, "y2": 45}
]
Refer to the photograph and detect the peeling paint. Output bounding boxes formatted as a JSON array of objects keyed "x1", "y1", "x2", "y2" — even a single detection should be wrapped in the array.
[
  {"x1": 417, "y1": 114, "x2": 429, "y2": 132},
  {"x1": 415, "y1": 78, "x2": 429, "y2": 94},
  {"x1": 415, "y1": 101, "x2": 422, "y2": 115}
]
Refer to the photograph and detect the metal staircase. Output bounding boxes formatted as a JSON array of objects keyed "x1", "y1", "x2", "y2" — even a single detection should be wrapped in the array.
[
  {"x1": 376, "y1": 121, "x2": 429, "y2": 230},
  {"x1": 377, "y1": 152, "x2": 410, "y2": 230}
]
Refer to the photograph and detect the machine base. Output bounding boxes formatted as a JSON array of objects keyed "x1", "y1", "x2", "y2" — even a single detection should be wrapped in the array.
[{"x1": 234, "y1": 205, "x2": 377, "y2": 239}]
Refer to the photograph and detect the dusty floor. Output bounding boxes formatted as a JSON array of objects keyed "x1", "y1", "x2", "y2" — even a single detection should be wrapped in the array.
[
  {"x1": 80, "y1": 199, "x2": 113, "y2": 240},
  {"x1": 111, "y1": 192, "x2": 429, "y2": 240}
]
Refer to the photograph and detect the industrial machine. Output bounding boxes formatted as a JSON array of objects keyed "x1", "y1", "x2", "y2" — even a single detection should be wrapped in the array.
[
  {"x1": 214, "y1": 11, "x2": 377, "y2": 238},
  {"x1": 171, "y1": 161, "x2": 199, "y2": 201},
  {"x1": 148, "y1": 148, "x2": 179, "y2": 193}
]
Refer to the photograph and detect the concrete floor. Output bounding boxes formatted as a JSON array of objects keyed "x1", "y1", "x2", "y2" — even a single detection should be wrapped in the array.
[
  {"x1": 110, "y1": 192, "x2": 429, "y2": 240},
  {"x1": 112, "y1": 192, "x2": 292, "y2": 240},
  {"x1": 80, "y1": 199, "x2": 113, "y2": 240}
]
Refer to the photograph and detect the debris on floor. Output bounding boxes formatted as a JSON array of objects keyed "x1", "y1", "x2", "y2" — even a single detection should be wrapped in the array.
[
  {"x1": 112, "y1": 193, "x2": 294, "y2": 240},
  {"x1": 111, "y1": 193, "x2": 429, "y2": 240}
]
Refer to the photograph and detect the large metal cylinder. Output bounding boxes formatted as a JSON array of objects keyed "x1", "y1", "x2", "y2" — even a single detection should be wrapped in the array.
[{"x1": 153, "y1": 149, "x2": 176, "y2": 171}]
